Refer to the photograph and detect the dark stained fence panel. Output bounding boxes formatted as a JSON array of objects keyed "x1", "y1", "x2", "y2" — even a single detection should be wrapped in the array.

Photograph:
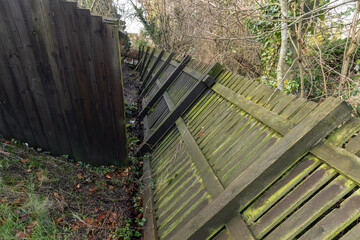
[{"x1": 0, "y1": 0, "x2": 127, "y2": 165}]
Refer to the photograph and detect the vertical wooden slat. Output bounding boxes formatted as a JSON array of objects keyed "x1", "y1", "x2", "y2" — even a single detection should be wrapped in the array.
[{"x1": 0, "y1": 1, "x2": 48, "y2": 148}]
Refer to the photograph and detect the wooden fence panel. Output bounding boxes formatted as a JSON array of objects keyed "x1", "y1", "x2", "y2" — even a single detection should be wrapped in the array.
[
  {"x1": 0, "y1": 0, "x2": 127, "y2": 165},
  {"x1": 138, "y1": 47, "x2": 360, "y2": 239}
]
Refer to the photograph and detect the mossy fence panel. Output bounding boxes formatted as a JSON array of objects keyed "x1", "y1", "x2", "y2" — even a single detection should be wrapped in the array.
[
  {"x1": 137, "y1": 47, "x2": 360, "y2": 240},
  {"x1": 0, "y1": 0, "x2": 127, "y2": 165}
]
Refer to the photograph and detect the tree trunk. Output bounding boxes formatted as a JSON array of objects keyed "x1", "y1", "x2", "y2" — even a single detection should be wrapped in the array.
[
  {"x1": 297, "y1": 1, "x2": 305, "y2": 98},
  {"x1": 277, "y1": 0, "x2": 289, "y2": 91},
  {"x1": 339, "y1": 1, "x2": 360, "y2": 92}
]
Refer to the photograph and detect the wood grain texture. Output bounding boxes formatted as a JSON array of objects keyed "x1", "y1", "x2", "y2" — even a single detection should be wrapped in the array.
[
  {"x1": 169, "y1": 97, "x2": 351, "y2": 240},
  {"x1": 0, "y1": 0, "x2": 127, "y2": 165},
  {"x1": 212, "y1": 83, "x2": 294, "y2": 135},
  {"x1": 311, "y1": 140, "x2": 360, "y2": 185}
]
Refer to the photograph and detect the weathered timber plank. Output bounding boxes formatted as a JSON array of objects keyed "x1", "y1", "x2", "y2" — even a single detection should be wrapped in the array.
[
  {"x1": 61, "y1": 1, "x2": 92, "y2": 159},
  {"x1": 226, "y1": 214, "x2": 256, "y2": 240},
  {"x1": 243, "y1": 81, "x2": 259, "y2": 97},
  {"x1": 202, "y1": 113, "x2": 250, "y2": 160},
  {"x1": 235, "y1": 78, "x2": 255, "y2": 95},
  {"x1": 264, "y1": 90, "x2": 284, "y2": 110},
  {"x1": 191, "y1": 96, "x2": 227, "y2": 135},
  {"x1": 245, "y1": 82, "x2": 262, "y2": 100},
  {"x1": 250, "y1": 164, "x2": 337, "y2": 238},
  {"x1": 138, "y1": 56, "x2": 191, "y2": 119},
  {"x1": 76, "y1": 7, "x2": 104, "y2": 160},
  {"x1": 90, "y1": 14, "x2": 115, "y2": 161},
  {"x1": 141, "y1": 50, "x2": 165, "y2": 90},
  {"x1": 264, "y1": 176, "x2": 356, "y2": 240},
  {"x1": 36, "y1": 0, "x2": 75, "y2": 156},
  {"x1": 143, "y1": 156, "x2": 158, "y2": 240},
  {"x1": 0, "y1": 46, "x2": 28, "y2": 142},
  {"x1": 168, "y1": 97, "x2": 351, "y2": 240},
  {"x1": 198, "y1": 108, "x2": 239, "y2": 149},
  {"x1": 157, "y1": 182, "x2": 205, "y2": 229},
  {"x1": 152, "y1": 148, "x2": 188, "y2": 183},
  {"x1": 140, "y1": 52, "x2": 174, "y2": 98},
  {"x1": 151, "y1": 129, "x2": 181, "y2": 165},
  {"x1": 212, "y1": 83, "x2": 294, "y2": 135},
  {"x1": 183, "y1": 90, "x2": 213, "y2": 125},
  {"x1": 48, "y1": 0, "x2": 86, "y2": 160},
  {"x1": 280, "y1": 96, "x2": 306, "y2": 119},
  {"x1": 345, "y1": 133, "x2": 360, "y2": 156},
  {"x1": 299, "y1": 189, "x2": 360, "y2": 240},
  {"x1": 156, "y1": 175, "x2": 202, "y2": 221},
  {"x1": 258, "y1": 88, "x2": 280, "y2": 107},
  {"x1": 103, "y1": 22, "x2": 128, "y2": 164},
  {"x1": 64, "y1": 2, "x2": 95, "y2": 158},
  {"x1": 140, "y1": 48, "x2": 155, "y2": 81},
  {"x1": 189, "y1": 96, "x2": 225, "y2": 133},
  {"x1": 311, "y1": 140, "x2": 360, "y2": 185},
  {"x1": 271, "y1": 94, "x2": 297, "y2": 114},
  {"x1": 154, "y1": 162, "x2": 193, "y2": 203},
  {"x1": 251, "y1": 84, "x2": 272, "y2": 104},
  {"x1": 218, "y1": 124, "x2": 269, "y2": 177},
  {"x1": 208, "y1": 117, "x2": 255, "y2": 164},
  {"x1": 140, "y1": 46, "x2": 150, "y2": 73},
  {"x1": 340, "y1": 222, "x2": 360, "y2": 240},
  {"x1": 291, "y1": 101, "x2": 318, "y2": 124},
  {"x1": 223, "y1": 136, "x2": 280, "y2": 187},
  {"x1": 212, "y1": 228, "x2": 231, "y2": 240},
  {"x1": 242, "y1": 156, "x2": 320, "y2": 224},
  {"x1": 159, "y1": 189, "x2": 210, "y2": 238},
  {"x1": 138, "y1": 76, "x2": 215, "y2": 154},
  {"x1": 176, "y1": 118, "x2": 224, "y2": 197},
  {"x1": 209, "y1": 117, "x2": 258, "y2": 167},
  {"x1": 328, "y1": 117, "x2": 360, "y2": 146},
  {"x1": 162, "y1": 194, "x2": 210, "y2": 239}
]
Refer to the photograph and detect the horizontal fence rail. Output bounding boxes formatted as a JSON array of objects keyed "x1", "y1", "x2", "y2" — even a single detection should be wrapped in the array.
[
  {"x1": 137, "y1": 47, "x2": 360, "y2": 240},
  {"x1": 0, "y1": 0, "x2": 127, "y2": 165}
]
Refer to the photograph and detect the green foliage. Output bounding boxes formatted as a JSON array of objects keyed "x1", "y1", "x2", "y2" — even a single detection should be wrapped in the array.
[
  {"x1": 245, "y1": 0, "x2": 282, "y2": 89},
  {"x1": 131, "y1": 2, "x2": 162, "y2": 46}
]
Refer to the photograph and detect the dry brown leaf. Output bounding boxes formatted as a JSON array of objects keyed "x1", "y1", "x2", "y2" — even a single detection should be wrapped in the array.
[
  {"x1": 15, "y1": 231, "x2": 27, "y2": 239},
  {"x1": 96, "y1": 212, "x2": 106, "y2": 222},
  {"x1": 26, "y1": 220, "x2": 38, "y2": 230},
  {"x1": 71, "y1": 224, "x2": 79, "y2": 231},
  {"x1": 55, "y1": 215, "x2": 65, "y2": 225},
  {"x1": 105, "y1": 174, "x2": 111, "y2": 179},
  {"x1": 108, "y1": 185, "x2": 114, "y2": 190}
]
